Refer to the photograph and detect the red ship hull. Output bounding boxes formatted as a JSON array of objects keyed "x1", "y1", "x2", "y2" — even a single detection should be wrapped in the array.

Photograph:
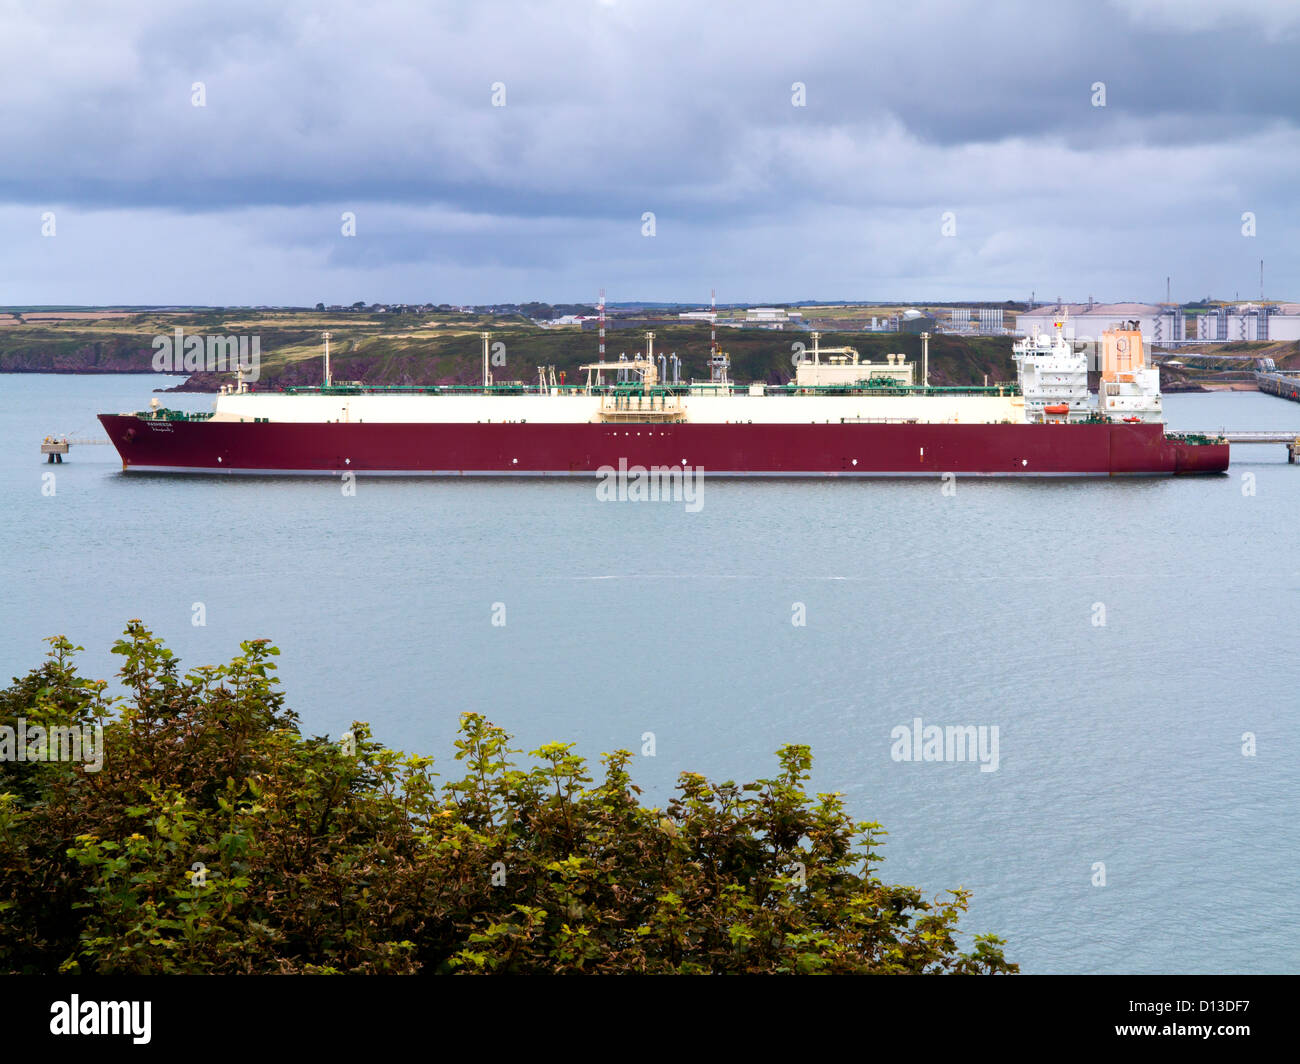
[{"x1": 99, "y1": 415, "x2": 1229, "y2": 476}]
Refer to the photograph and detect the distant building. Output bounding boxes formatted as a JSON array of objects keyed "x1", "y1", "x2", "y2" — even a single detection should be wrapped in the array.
[
  {"x1": 1020, "y1": 301, "x2": 1300, "y2": 345},
  {"x1": 948, "y1": 308, "x2": 1004, "y2": 333},
  {"x1": 742, "y1": 307, "x2": 801, "y2": 329},
  {"x1": 1016, "y1": 303, "x2": 1178, "y2": 343},
  {"x1": 898, "y1": 309, "x2": 936, "y2": 334},
  {"x1": 1266, "y1": 304, "x2": 1300, "y2": 342},
  {"x1": 1192, "y1": 304, "x2": 1300, "y2": 343}
]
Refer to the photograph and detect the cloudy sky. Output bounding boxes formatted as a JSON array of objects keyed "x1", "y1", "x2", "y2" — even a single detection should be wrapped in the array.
[{"x1": 2, "y1": 0, "x2": 1297, "y2": 306}]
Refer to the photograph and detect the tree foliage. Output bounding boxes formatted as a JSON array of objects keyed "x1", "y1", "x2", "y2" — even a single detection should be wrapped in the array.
[{"x1": 0, "y1": 624, "x2": 1016, "y2": 975}]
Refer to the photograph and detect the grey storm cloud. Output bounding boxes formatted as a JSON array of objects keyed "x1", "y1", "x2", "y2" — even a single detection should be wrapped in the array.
[{"x1": 1, "y1": 0, "x2": 1297, "y2": 303}]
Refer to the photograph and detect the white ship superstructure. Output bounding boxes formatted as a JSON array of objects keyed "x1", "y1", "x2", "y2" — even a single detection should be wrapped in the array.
[
  {"x1": 1097, "y1": 322, "x2": 1162, "y2": 423},
  {"x1": 1013, "y1": 314, "x2": 1090, "y2": 422}
]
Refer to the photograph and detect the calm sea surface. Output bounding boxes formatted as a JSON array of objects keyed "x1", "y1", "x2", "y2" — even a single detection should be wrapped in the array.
[{"x1": 2, "y1": 373, "x2": 1297, "y2": 973}]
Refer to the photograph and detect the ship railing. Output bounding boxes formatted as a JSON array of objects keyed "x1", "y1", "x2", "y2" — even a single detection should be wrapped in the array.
[
  {"x1": 278, "y1": 382, "x2": 1023, "y2": 399},
  {"x1": 840, "y1": 417, "x2": 921, "y2": 424},
  {"x1": 137, "y1": 409, "x2": 215, "y2": 422},
  {"x1": 284, "y1": 383, "x2": 592, "y2": 396},
  {"x1": 771, "y1": 383, "x2": 1021, "y2": 397},
  {"x1": 1165, "y1": 431, "x2": 1227, "y2": 446}
]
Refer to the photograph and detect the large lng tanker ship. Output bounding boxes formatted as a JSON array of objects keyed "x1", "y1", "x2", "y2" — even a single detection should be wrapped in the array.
[{"x1": 100, "y1": 317, "x2": 1228, "y2": 476}]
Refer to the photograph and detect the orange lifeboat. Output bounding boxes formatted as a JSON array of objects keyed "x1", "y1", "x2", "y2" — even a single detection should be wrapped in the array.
[{"x1": 1043, "y1": 403, "x2": 1069, "y2": 415}]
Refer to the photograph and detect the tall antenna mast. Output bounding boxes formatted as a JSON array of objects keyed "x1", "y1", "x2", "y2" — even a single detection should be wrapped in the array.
[
  {"x1": 322, "y1": 331, "x2": 332, "y2": 388},
  {"x1": 710, "y1": 287, "x2": 717, "y2": 358},
  {"x1": 599, "y1": 288, "x2": 606, "y2": 362},
  {"x1": 708, "y1": 288, "x2": 729, "y2": 385},
  {"x1": 481, "y1": 331, "x2": 492, "y2": 388}
]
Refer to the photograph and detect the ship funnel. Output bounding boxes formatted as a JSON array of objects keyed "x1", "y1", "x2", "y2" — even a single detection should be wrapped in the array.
[{"x1": 1101, "y1": 325, "x2": 1145, "y2": 377}]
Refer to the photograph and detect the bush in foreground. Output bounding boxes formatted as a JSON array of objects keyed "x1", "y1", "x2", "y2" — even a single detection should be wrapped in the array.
[{"x1": 0, "y1": 623, "x2": 1016, "y2": 975}]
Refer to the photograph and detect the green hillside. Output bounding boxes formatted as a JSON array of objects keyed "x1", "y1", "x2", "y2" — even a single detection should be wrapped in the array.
[{"x1": 0, "y1": 309, "x2": 1018, "y2": 390}]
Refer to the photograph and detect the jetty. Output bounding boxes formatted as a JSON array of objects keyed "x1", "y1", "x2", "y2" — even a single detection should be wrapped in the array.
[
  {"x1": 1255, "y1": 367, "x2": 1300, "y2": 403},
  {"x1": 39, "y1": 436, "x2": 110, "y2": 462}
]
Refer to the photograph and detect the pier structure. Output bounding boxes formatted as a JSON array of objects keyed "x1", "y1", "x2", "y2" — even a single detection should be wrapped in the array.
[
  {"x1": 39, "y1": 435, "x2": 110, "y2": 462},
  {"x1": 40, "y1": 436, "x2": 68, "y2": 463},
  {"x1": 1255, "y1": 367, "x2": 1300, "y2": 403}
]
